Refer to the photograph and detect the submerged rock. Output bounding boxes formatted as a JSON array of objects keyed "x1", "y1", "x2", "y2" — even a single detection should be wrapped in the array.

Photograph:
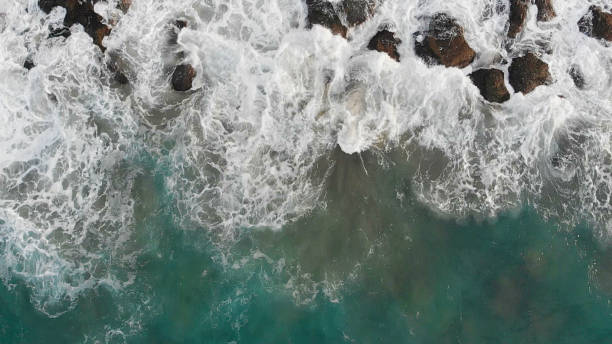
[
  {"x1": 171, "y1": 64, "x2": 196, "y2": 91},
  {"x1": 535, "y1": 0, "x2": 556, "y2": 21},
  {"x1": 414, "y1": 13, "x2": 475, "y2": 68},
  {"x1": 23, "y1": 58, "x2": 35, "y2": 70},
  {"x1": 569, "y1": 65, "x2": 585, "y2": 89},
  {"x1": 38, "y1": 0, "x2": 111, "y2": 51},
  {"x1": 508, "y1": 52, "x2": 551, "y2": 94},
  {"x1": 305, "y1": 0, "x2": 347, "y2": 38},
  {"x1": 469, "y1": 68, "x2": 510, "y2": 103},
  {"x1": 578, "y1": 6, "x2": 612, "y2": 42},
  {"x1": 339, "y1": 0, "x2": 377, "y2": 27},
  {"x1": 367, "y1": 29, "x2": 400, "y2": 62},
  {"x1": 508, "y1": 0, "x2": 528, "y2": 38}
]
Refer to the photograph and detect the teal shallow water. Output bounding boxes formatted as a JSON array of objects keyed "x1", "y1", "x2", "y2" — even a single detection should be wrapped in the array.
[{"x1": 0, "y1": 152, "x2": 611, "y2": 343}]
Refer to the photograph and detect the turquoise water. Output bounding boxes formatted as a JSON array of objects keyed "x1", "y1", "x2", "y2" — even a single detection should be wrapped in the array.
[{"x1": 0, "y1": 151, "x2": 610, "y2": 343}]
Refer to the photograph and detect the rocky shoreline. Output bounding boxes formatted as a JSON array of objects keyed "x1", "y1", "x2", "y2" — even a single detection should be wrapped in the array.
[{"x1": 30, "y1": 1, "x2": 612, "y2": 99}]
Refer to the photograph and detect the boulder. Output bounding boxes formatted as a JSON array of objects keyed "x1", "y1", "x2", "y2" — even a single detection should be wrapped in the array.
[
  {"x1": 339, "y1": 0, "x2": 377, "y2": 27},
  {"x1": 38, "y1": 0, "x2": 111, "y2": 51},
  {"x1": 414, "y1": 13, "x2": 475, "y2": 68},
  {"x1": 578, "y1": 6, "x2": 612, "y2": 42},
  {"x1": 508, "y1": 52, "x2": 551, "y2": 94},
  {"x1": 535, "y1": 0, "x2": 556, "y2": 21},
  {"x1": 305, "y1": 0, "x2": 347, "y2": 38},
  {"x1": 367, "y1": 29, "x2": 400, "y2": 62},
  {"x1": 171, "y1": 64, "x2": 196, "y2": 91},
  {"x1": 469, "y1": 68, "x2": 510, "y2": 103},
  {"x1": 508, "y1": 0, "x2": 528, "y2": 38}
]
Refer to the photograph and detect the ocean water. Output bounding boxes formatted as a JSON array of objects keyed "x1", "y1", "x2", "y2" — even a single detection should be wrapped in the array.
[{"x1": 0, "y1": 0, "x2": 611, "y2": 343}]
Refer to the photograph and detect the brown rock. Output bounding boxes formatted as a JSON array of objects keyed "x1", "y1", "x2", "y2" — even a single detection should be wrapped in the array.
[
  {"x1": 469, "y1": 68, "x2": 510, "y2": 103},
  {"x1": 118, "y1": 0, "x2": 131, "y2": 13},
  {"x1": 367, "y1": 29, "x2": 400, "y2": 62},
  {"x1": 38, "y1": 0, "x2": 111, "y2": 51},
  {"x1": 508, "y1": 0, "x2": 529, "y2": 38},
  {"x1": 171, "y1": 64, "x2": 196, "y2": 91},
  {"x1": 578, "y1": 6, "x2": 612, "y2": 42},
  {"x1": 414, "y1": 13, "x2": 475, "y2": 68},
  {"x1": 508, "y1": 52, "x2": 551, "y2": 94},
  {"x1": 535, "y1": 0, "x2": 556, "y2": 21},
  {"x1": 306, "y1": 0, "x2": 347, "y2": 38},
  {"x1": 339, "y1": 0, "x2": 377, "y2": 27}
]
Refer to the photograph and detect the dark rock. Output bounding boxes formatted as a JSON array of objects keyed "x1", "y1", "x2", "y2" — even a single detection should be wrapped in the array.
[
  {"x1": 578, "y1": 6, "x2": 612, "y2": 42},
  {"x1": 535, "y1": 0, "x2": 556, "y2": 21},
  {"x1": 414, "y1": 13, "x2": 475, "y2": 68},
  {"x1": 508, "y1": 52, "x2": 551, "y2": 94},
  {"x1": 508, "y1": 0, "x2": 528, "y2": 38},
  {"x1": 175, "y1": 20, "x2": 188, "y2": 29},
  {"x1": 171, "y1": 64, "x2": 196, "y2": 91},
  {"x1": 339, "y1": 0, "x2": 376, "y2": 27},
  {"x1": 367, "y1": 29, "x2": 400, "y2": 61},
  {"x1": 38, "y1": 0, "x2": 110, "y2": 51},
  {"x1": 114, "y1": 71, "x2": 128, "y2": 85},
  {"x1": 306, "y1": 0, "x2": 347, "y2": 38},
  {"x1": 469, "y1": 68, "x2": 510, "y2": 103},
  {"x1": 48, "y1": 26, "x2": 71, "y2": 39},
  {"x1": 569, "y1": 65, "x2": 585, "y2": 89},
  {"x1": 23, "y1": 58, "x2": 35, "y2": 70}
]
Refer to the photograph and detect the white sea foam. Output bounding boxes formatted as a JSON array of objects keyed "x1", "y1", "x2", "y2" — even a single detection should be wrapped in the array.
[{"x1": 0, "y1": 0, "x2": 611, "y2": 320}]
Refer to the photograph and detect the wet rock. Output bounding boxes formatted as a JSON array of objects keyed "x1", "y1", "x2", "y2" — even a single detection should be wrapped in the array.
[
  {"x1": 305, "y1": 0, "x2": 347, "y2": 38},
  {"x1": 469, "y1": 68, "x2": 510, "y2": 103},
  {"x1": 339, "y1": 0, "x2": 377, "y2": 27},
  {"x1": 48, "y1": 26, "x2": 71, "y2": 39},
  {"x1": 367, "y1": 29, "x2": 400, "y2": 62},
  {"x1": 414, "y1": 13, "x2": 475, "y2": 68},
  {"x1": 23, "y1": 58, "x2": 35, "y2": 70},
  {"x1": 508, "y1": 0, "x2": 528, "y2": 38},
  {"x1": 38, "y1": 0, "x2": 110, "y2": 51},
  {"x1": 578, "y1": 6, "x2": 612, "y2": 42},
  {"x1": 114, "y1": 71, "x2": 128, "y2": 85},
  {"x1": 174, "y1": 20, "x2": 188, "y2": 30},
  {"x1": 535, "y1": 0, "x2": 556, "y2": 21},
  {"x1": 118, "y1": 0, "x2": 131, "y2": 13},
  {"x1": 171, "y1": 64, "x2": 196, "y2": 91},
  {"x1": 569, "y1": 65, "x2": 585, "y2": 89},
  {"x1": 107, "y1": 57, "x2": 129, "y2": 85},
  {"x1": 508, "y1": 52, "x2": 551, "y2": 94}
]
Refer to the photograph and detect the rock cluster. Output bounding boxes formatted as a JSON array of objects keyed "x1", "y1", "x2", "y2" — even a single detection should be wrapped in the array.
[
  {"x1": 414, "y1": 13, "x2": 475, "y2": 68},
  {"x1": 38, "y1": 0, "x2": 110, "y2": 50}
]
